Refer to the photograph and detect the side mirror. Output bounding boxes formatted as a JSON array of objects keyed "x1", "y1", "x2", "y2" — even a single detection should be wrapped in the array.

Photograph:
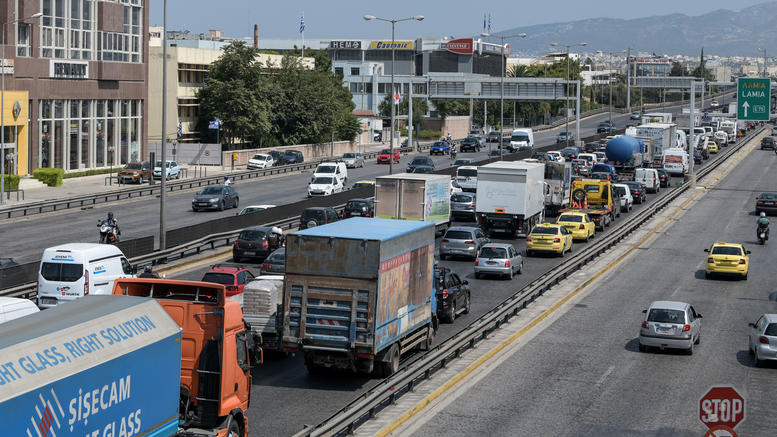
[
  {"x1": 641, "y1": 309, "x2": 647, "y2": 314},
  {"x1": 748, "y1": 322, "x2": 756, "y2": 328},
  {"x1": 747, "y1": 250, "x2": 751, "y2": 254},
  {"x1": 696, "y1": 314, "x2": 703, "y2": 319},
  {"x1": 703, "y1": 248, "x2": 709, "y2": 252},
  {"x1": 462, "y1": 280, "x2": 469, "y2": 285}
]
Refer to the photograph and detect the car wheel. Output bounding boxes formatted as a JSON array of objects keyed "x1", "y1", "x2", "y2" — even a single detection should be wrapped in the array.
[
  {"x1": 754, "y1": 351, "x2": 763, "y2": 367},
  {"x1": 474, "y1": 272, "x2": 481, "y2": 279},
  {"x1": 192, "y1": 206, "x2": 198, "y2": 212},
  {"x1": 233, "y1": 255, "x2": 241, "y2": 263},
  {"x1": 518, "y1": 261, "x2": 523, "y2": 274},
  {"x1": 233, "y1": 198, "x2": 239, "y2": 209},
  {"x1": 705, "y1": 271, "x2": 710, "y2": 279},
  {"x1": 463, "y1": 293, "x2": 471, "y2": 314},
  {"x1": 695, "y1": 333, "x2": 700, "y2": 345},
  {"x1": 446, "y1": 301, "x2": 456, "y2": 323},
  {"x1": 138, "y1": 176, "x2": 144, "y2": 184},
  {"x1": 526, "y1": 250, "x2": 533, "y2": 257},
  {"x1": 742, "y1": 272, "x2": 748, "y2": 280},
  {"x1": 687, "y1": 343, "x2": 694, "y2": 355},
  {"x1": 219, "y1": 200, "x2": 225, "y2": 211},
  {"x1": 559, "y1": 248, "x2": 565, "y2": 257}
]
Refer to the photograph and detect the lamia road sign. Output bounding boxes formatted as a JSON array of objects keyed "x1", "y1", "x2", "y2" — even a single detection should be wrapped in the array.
[
  {"x1": 699, "y1": 386, "x2": 745, "y2": 431},
  {"x1": 737, "y1": 78, "x2": 771, "y2": 121}
]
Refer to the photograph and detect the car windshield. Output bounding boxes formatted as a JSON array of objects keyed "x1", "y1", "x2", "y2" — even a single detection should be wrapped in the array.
[
  {"x1": 200, "y1": 186, "x2": 223, "y2": 195},
  {"x1": 758, "y1": 193, "x2": 777, "y2": 200},
  {"x1": 312, "y1": 177, "x2": 334, "y2": 184},
  {"x1": 201, "y1": 273, "x2": 235, "y2": 285},
  {"x1": 451, "y1": 194, "x2": 474, "y2": 202},
  {"x1": 40, "y1": 262, "x2": 84, "y2": 282},
  {"x1": 445, "y1": 230, "x2": 473, "y2": 240},
  {"x1": 239, "y1": 230, "x2": 267, "y2": 240},
  {"x1": 125, "y1": 163, "x2": 142, "y2": 170},
  {"x1": 711, "y1": 246, "x2": 742, "y2": 256},
  {"x1": 411, "y1": 157, "x2": 430, "y2": 165},
  {"x1": 343, "y1": 153, "x2": 355, "y2": 158},
  {"x1": 613, "y1": 186, "x2": 626, "y2": 196},
  {"x1": 647, "y1": 308, "x2": 685, "y2": 324},
  {"x1": 347, "y1": 201, "x2": 371, "y2": 210},
  {"x1": 267, "y1": 249, "x2": 286, "y2": 263},
  {"x1": 302, "y1": 209, "x2": 325, "y2": 221},
  {"x1": 558, "y1": 214, "x2": 583, "y2": 223},
  {"x1": 251, "y1": 154, "x2": 268, "y2": 160},
  {"x1": 458, "y1": 169, "x2": 477, "y2": 177},
  {"x1": 433, "y1": 142, "x2": 447, "y2": 147},
  {"x1": 316, "y1": 165, "x2": 335, "y2": 173},
  {"x1": 454, "y1": 160, "x2": 472, "y2": 165},
  {"x1": 155, "y1": 161, "x2": 168, "y2": 167},
  {"x1": 512, "y1": 133, "x2": 529, "y2": 141},
  {"x1": 532, "y1": 227, "x2": 559, "y2": 235},
  {"x1": 480, "y1": 247, "x2": 507, "y2": 258}
]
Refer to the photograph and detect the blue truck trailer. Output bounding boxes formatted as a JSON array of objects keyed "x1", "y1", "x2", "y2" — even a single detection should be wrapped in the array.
[
  {"x1": 282, "y1": 217, "x2": 437, "y2": 376},
  {"x1": 0, "y1": 295, "x2": 182, "y2": 437}
]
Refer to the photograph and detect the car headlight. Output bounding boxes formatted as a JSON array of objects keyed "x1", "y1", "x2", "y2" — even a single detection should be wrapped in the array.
[{"x1": 209, "y1": 198, "x2": 218, "y2": 203}]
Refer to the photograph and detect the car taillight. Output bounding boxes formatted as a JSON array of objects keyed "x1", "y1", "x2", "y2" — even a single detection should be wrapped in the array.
[
  {"x1": 526, "y1": 236, "x2": 532, "y2": 241},
  {"x1": 442, "y1": 289, "x2": 449, "y2": 299},
  {"x1": 707, "y1": 258, "x2": 714, "y2": 263},
  {"x1": 739, "y1": 259, "x2": 746, "y2": 265},
  {"x1": 579, "y1": 224, "x2": 585, "y2": 229},
  {"x1": 759, "y1": 336, "x2": 770, "y2": 344},
  {"x1": 475, "y1": 259, "x2": 479, "y2": 266},
  {"x1": 262, "y1": 240, "x2": 269, "y2": 248},
  {"x1": 554, "y1": 238, "x2": 561, "y2": 243},
  {"x1": 262, "y1": 264, "x2": 270, "y2": 269},
  {"x1": 234, "y1": 240, "x2": 239, "y2": 246},
  {"x1": 84, "y1": 269, "x2": 89, "y2": 296},
  {"x1": 641, "y1": 321, "x2": 649, "y2": 329},
  {"x1": 504, "y1": 260, "x2": 511, "y2": 267},
  {"x1": 465, "y1": 240, "x2": 475, "y2": 245},
  {"x1": 758, "y1": 202, "x2": 764, "y2": 206},
  {"x1": 682, "y1": 324, "x2": 691, "y2": 332},
  {"x1": 442, "y1": 239, "x2": 450, "y2": 243}
]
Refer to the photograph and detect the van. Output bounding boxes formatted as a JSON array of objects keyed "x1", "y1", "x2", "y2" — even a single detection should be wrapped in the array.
[
  {"x1": 37, "y1": 243, "x2": 136, "y2": 309},
  {"x1": 578, "y1": 153, "x2": 597, "y2": 165},
  {"x1": 662, "y1": 148, "x2": 689, "y2": 176},
  {"x1": 312, "y1": 161, "x2": 348, "y2": 185},
  {"x1": 456, "y1": 166, "x2": 478, "y2": 192},
  {"x1": 0, "y1": 297, "x2": 39, "y2": 324},
  {"x1": 510, "y1": 128, "x2": 534, "y2": 150},
  {"x1": 635, "y1": 168, "x2": 660, "y2": 193}
]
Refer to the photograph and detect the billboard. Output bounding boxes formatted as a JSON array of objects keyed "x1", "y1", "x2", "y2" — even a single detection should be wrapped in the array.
[
  {"x1": 370, "y1": 40, "x2": 414, "y2": 50},
  {"x1": 443, "y1": 38, "x2": 473, "y2": 54}
]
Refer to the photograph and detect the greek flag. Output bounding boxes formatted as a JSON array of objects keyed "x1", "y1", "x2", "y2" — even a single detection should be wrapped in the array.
[
  {"x1": 483, "y1": 14, "x2": 486, "y2": 32},
  {"x1": 208, "y1": 119, "x2": 221, "y2": 130},
  {"x1": 300, "y1": 14, "x2": 305, "y2": 33},
  {"x1": 488, "y1": 14, "x2": 492, "y2": 32},
  {"x1": 177, "y1": 120, "x2": 182, "y2": 138}
]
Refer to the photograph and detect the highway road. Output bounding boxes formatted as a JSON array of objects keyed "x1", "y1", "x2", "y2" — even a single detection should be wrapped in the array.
[
  {"x1": 410, "y1": 130, "x2": 777, "y2": 436},
  {"x1": 168, "y1": 125, "x2": 745, "y2": 436},
  {"x1": 0, "y1": 94, "x2": 733, "y2": 265}
]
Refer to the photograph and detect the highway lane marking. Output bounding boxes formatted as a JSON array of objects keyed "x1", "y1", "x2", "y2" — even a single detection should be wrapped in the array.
[
  {"x1": 374, "y1": 128, "x2": 762, "y2": 437},
  {"x1": 596, "y1": 365, "x2": 616, "y2": 386}
]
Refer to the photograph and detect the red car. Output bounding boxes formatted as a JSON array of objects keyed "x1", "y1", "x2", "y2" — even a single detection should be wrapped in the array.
[
  {"x1": 377, "y1": 148, "x2": 400, "y2": 164},
  {"x1": 201, "y1": 265, "x2": 255, "y2": 299}
]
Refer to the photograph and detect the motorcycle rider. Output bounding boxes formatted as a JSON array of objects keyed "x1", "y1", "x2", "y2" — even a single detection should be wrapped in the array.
[
  {"x1": 757, "y1": 211, "x2": 770, "y2": 239},
  {"x1": 139, "y1": 266, "x2": 159, "y2": 278},
  {"x1": 105, "y1": 212, "x2": 120, "y2": 236},
  {"x1": 450, "y1": 144, "x2": 457, "y2": 160}
]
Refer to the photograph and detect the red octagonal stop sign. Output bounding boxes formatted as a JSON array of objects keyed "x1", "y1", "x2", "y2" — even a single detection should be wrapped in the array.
[{"x1": 699, "y1": 386, "x2": 746, "y2": 430}]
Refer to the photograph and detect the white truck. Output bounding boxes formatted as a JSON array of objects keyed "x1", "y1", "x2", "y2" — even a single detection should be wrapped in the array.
[
  {"x1": 720, "y1": 120, "x2": 737, "y2": 143},
  {"x1": 475, "y1": 161, "x2": 545, "y2": 237},
  {"x1": 510, "y1": 128, "x2": 534, "y2": 150},
  {"x1": 243, "y1": 275, "x2": 285, "y2": 354},
  {"x1": 375, "y1": 173, "x2": 451, "y2": 233},
  {"x1": 662, "y1": 148, "x2": 689, "y2": 176},
  {"x1": 636, "y1": 123, "x2": 677, "y2": 161},
  {"x1": 641, "y1": 112, "x2": 673, "y2": 124}
]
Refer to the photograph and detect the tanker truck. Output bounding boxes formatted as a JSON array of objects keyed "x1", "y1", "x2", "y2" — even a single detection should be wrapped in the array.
[{"x1": 604, "y1": 135, "x2": 651, "y2": 181}]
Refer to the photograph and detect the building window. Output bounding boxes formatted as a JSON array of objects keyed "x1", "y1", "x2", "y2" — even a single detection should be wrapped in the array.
[
  {"x1": 351, "y1": 67, "x2": 360, "y2": 76},
  {"x1": 334, "y1": 67, "x2": 344, "y2": 77},
  {"x1": 96, "y1": 2, "x2": 143, "y2": 63},
  {"x1": 40, "y1": 0, "x2": 95, "y2": 60},
  {"x1": 16, "y1": 23, "x2": 32, "y2": 57}
]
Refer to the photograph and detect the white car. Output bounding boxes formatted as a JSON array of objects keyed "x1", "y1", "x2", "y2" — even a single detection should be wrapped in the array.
[
  {"x1": 593, "y1": 151, "x2": 606, "y2": 163},
  {"x1": 308, "y1": 176, "x2": 344, "y2": 197},
  {"x1": 455, "y1": 166, "x2": 477, "y2": 192},
  {"x1": 342, "y1": 152, "x2": 365, "y2": 168},
  {"x1": 312, "y1": 161, "x2": 348, "y2": 185},
  {"x1": 247, "y1": 153, "x2": 274, "y2": 169},
  {"x1": 450, "y1": 179, "x2": 463, "y2": 195},
  {"x1": 238, "y1": 204, "x2": 276, "y2": 215},
  {"x1": 546, "y1": 151, "x2": 564, "y2": 162},
  {"x1": 612, "y1": 183, "x2": 633, "y2": 213}
]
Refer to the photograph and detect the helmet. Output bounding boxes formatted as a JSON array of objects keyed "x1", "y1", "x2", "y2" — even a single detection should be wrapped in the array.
[
  {"x1": 107, "y1": 212, "x2": 114, "y2": 219},
  {"x1": 761, "y1": 212, "x2": 766, "y2": 217},
  {"x1": 144, "y1": 266, "x2": 152, "y2": 273}
]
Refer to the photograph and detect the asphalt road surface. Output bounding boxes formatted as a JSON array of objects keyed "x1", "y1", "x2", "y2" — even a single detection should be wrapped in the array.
[
  {"x1": 1, "y1": 93, "x2": 734, "y2": 264},
  {"x1": 411, "y1": 129, "x2": 777, "y2": 436}
]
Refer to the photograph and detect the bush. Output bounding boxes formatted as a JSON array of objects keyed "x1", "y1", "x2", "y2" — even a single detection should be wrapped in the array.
[
  {"x1": 418, "y1": 130, "x2": 441, "y2": 139},
  {"x1": 33, "y1": 168, "x2": 64, "y2": 187},
  {"x1": 2, "y1": 174, "x2": 20, "y2": 190},
  {"x1": 63, "y1": 168, "x2": 119, "y2": 179}
]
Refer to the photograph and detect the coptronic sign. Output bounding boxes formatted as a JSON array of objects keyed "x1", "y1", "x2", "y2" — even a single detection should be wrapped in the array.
[
  {"x1": 443, "y1": 38, "x2": 473, "y2": 54},
  {"x1": 370, "y1": 40, "x2": 414, "y2": 50}
]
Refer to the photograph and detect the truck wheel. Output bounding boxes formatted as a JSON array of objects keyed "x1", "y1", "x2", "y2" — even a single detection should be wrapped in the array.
[
  {"x1": 380, "y1": 344, "x2": 400, "y2": 377},
  {"x1": 227, "y1": 417, "x2": 242, "y2": 437},
  {"x1": 419, "y1": 324, "x2": 435, "y2": 351}
]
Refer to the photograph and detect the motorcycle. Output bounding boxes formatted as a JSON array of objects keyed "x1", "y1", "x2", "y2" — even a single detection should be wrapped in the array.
[
  {"x1": 450, "y1": 148, "x2": 457, "y2": 160},
  {"x1": 98, "y1": 220, "x2": 120, "y2": 244},
  {"x1": 757, "y1": 224, "x2": 769, "y2": 245}
]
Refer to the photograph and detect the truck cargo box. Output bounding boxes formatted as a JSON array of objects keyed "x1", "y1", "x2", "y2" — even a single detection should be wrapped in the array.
[
  {"x1": 475, "y1": 161, "x2": 545, "y2": 236},
  {"x1": 375, "y1": 173, "x2": 451, "y2": 229},
  {"x1": 243, "y1": 275, "x2": 285, "y2": 351},
  {"x1": 0, "y1": 295, "x2": 181, "y2": 437}
]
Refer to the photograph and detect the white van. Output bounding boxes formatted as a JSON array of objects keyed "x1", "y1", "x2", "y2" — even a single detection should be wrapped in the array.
[
  {"x1": 662, "y1": 148, "x2": 689, "y2": 176},
  {"x1": 0, "y1": 297, "x2": 39, "y2": 324},
  {"x1": 510, "y1": 128, "x2": 534, "y2": 150},
  {"x1": 312, "y1": 161, "x2": 348, "y2": 185},
  {"x1": 37, "y1": 243, "x2": 136, "y2": 309},
  {"x1": 635, "y1": 168, "x2": 660, "y2": 193},
  {"x1": 456, "y1": 166, "x2": 477, "y2": 192},
  {"x1": 578, "y1": 153, "x2": 597, "y2": 165}
]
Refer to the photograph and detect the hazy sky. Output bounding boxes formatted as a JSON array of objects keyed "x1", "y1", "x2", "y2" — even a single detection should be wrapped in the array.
[{"x1": 150, "y1": 0, "x2": 768, "y2": 40}]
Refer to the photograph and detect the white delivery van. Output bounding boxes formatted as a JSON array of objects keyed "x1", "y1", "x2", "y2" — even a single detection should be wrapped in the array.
[
  {"x1": 662, "y1": 148, "x2": 689, "y2": 176},
  {"x1": 635, "y1": 168, "x2": 660, "y2": 193},
  {"x1": 455, "y1": 166, "x2": 478, "y2": 192},
  {"x1": 37, "y1": 243, "x2": 136, "y2": 309},
  {"x1": 0, "y1": 297, "x2": 39, "y2": 324},
  {"x1": 510, "y1": 128, "x2": 534, "y2": 150}
]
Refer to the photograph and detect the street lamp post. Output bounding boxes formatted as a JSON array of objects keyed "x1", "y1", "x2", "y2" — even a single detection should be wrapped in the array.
[
  {"x1": 758, "y1": 48, "x2": 768, "y2": 77},
  {"x1": 481, "y1": 32, "x2": 526, "y2": 160},
  {"x1": 1, "y1": 12, "x2": 42, "y2": 204},
  {"x1": 552, "y1": 42, "x2": 587, "y2": 147},
  {"x1": 364, "y1": 14, "x2": 424, "y2": 175},
  {"x1": 626, "y1": 47, "x2": 634, "y2": 113}
]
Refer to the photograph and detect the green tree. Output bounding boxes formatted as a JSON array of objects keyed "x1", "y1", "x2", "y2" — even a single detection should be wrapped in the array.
[
  {"x1": 670, "y1": 61, "x2": 685, "y2": 76},
  {"x1": 379, "y1": 95, "x2": 429, "y2": 128},
  {"x1": 430, "y1": 99, "x2": 469, "y2": 120}
]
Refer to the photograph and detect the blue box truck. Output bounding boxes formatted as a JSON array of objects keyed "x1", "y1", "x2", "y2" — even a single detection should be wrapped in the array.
[
  {"x1": 282, "y1": 217, "x2": 437, "y2": 376},
  {"x1": 0, "y1": 295, "x2": 182, "y2": 437}
]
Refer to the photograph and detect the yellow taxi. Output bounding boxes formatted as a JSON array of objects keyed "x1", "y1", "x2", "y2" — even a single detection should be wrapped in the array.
[
  {"x1": 556, "y1": 211, "x2": 595, "y2": 241},
  {"x1": 704, "y1": 242, "x2": 750, "y2": 280},
  {"x1": 352, "y1": 180, "x2": 375, "y2": 189},
  {"x1": 526, "y1": 223, "x2": 574, "y2": 256},
  {"x1": 707, "y1": 142, "x2": 718, "y2": 153}
]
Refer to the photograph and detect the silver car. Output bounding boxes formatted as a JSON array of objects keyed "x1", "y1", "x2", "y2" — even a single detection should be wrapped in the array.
[
  {"x1": 342, "y1": 152, "x2": 364, "y2": 168},
  {"x1": 450, "y1": 193, "x2": 476, "y2": 221},
  {"x1": 439, "y1": 226, "x2": 488, "y2": 260},
  {"x1": 748, "y1": 313, "x2": 777, "y2": 367},
  {"x1": 474, "y1": 243, "x2": 523, "y2": 279},
  {"x1": 639, "y1": 301, "x2": 702, "y2": 354}
]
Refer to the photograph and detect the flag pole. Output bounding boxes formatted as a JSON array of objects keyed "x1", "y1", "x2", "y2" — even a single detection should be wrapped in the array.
[{"x1": 301, "y1": 12, "x2": 305, "y2": 55}]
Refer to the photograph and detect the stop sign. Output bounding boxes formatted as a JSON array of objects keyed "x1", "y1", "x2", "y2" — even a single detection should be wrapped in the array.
[{"x1": 699, "y1": 386, "x2": 745, "y2": 430}]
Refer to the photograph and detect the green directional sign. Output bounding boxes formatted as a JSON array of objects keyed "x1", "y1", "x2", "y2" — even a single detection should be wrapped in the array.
[{"x1": 737, "y1": 77, "x2": 771, "y2": 121}]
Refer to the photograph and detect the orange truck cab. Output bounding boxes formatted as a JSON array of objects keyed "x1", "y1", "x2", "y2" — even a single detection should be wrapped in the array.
[{"x1": 113, "y1": 278, "x2": 261, "y2": 437}]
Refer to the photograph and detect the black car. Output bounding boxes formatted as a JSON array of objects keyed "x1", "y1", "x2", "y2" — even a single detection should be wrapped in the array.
[
  {"x1": 261, "y1": 248, "x2": 286, "y2": 275},
  {"x1": 761, "y1": 137, "x2": 776, "y2": 150},
  {"x1": 299, "y1": 206, "x2": 340, "y2": 229},
  {"x1": 344, "y1": 198, "x2": 374, "y2": 218},
  {"x1": 399, "y1": 139, "x2": 413, "y2": 153},
  {"x1": 233, "y1": 226, "x2": 281, "y2": 262},
  {"x1": 434, "y1": 266, "x2": 471, "y2": 323},
  {"x1": 583, "y1": 142, "x2": 600, "y2": 153},
  {"x1": 192, "y1": 185, "x2": 239, "y2": 211},
  {"x1": 560, "y1": 146, "x2": 581, "y2": 160},
  {"x1": 693, "y1": 149, "x2": 703, "y2": 165},
  {"x1": 460, "y1": 137, "x2": 481, "y2": 152},
  {"x1": 409, "y1": 166, "x2": 435, "y2": 174},
  {"x1": 407, "y1": 156, "x2": 435, "y2": 172},
  {"x1": 755, "y1": 192, "x2": 777, "y2": 215},
  {"x1": 655, "y1": 168, "x2": 670, "y2": 188},
  {"x1": 267, "y1": 150, "x2": 287, "y2": 166},
  {"x1": 623, "y1": 181, "x2": 647, "y2": 204},
  {"x1": 487, "y1": 131, "x2": 501, "y2": 143},
  {"x1": 283, "y1": 150, "x2": 304, "y2": 164},
  {"x1": 530, "y1": 151, "x2": 548, "y2": 161},
  {"x1": 597, "y1": 122, "x2": 616, "y2": 134}
]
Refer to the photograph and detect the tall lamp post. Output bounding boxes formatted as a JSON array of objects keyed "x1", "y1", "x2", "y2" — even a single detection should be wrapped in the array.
[
  {"x1": 758, "y1": 47, "x2": 768, "y2": 77},
  {"x1": 551, "y1": 41, "x2": 587, "y2": 146},
  {"x1": 1, "y1": 12, "x2": 42, "y2": 204},
  {"x1": 626, "y1": 47, "x2": 634, "y2": 113},
  {"x1": 481, "y1": 32, "x2": 526, "y2": 160},
  {"x1": 364, "y1": 14, "x2": 424, "y2": 175}
]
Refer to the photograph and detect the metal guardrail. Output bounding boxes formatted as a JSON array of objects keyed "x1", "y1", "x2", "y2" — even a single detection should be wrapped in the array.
[{"x1": 290, "y1": 125, "x2": 766, "y2": 437}]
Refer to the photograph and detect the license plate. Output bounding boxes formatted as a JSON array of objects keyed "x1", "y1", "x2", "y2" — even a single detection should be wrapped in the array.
[
  {"x1": 244, "y1": 251, "x2": 255, "y2": 256},
  {"x1": 41, "y1": 297, "x2": 57, "y2": 305},
  {"x1": 351, "y1": 211, "x2": 362, "y2": 216},
  {"x1": 658, "y1": 327, "x2": 673, "y2": 334},
  {"x1": 486, "y1": 261, "x2": 498, "y2": 265}
]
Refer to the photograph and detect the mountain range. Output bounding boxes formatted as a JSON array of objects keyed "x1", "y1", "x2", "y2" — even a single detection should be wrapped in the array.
[{"x1": 500, "y1": 1, "x2": 777, "y2": 57}]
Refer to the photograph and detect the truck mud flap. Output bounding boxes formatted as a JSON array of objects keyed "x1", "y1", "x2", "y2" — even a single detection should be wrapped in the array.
[{"x1": 195, "y1": 339, "x2": 221, "y2": 428}]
